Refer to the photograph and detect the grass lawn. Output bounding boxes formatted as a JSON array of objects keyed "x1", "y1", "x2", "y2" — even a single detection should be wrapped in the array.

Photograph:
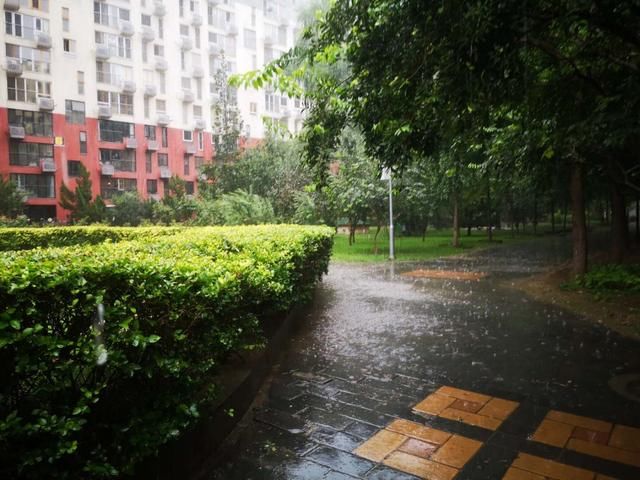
[{"x1": 331, "y1": 228, "x2": 536, "y2": 262}]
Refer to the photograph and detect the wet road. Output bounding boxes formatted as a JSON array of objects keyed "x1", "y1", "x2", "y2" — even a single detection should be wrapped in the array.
[{"x1": 208, "y1": 236, "x2": 640, "y2": 480}]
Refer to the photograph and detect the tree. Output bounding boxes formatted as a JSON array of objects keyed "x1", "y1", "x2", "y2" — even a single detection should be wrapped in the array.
[
  {"x1": 0, "y1": 177, "x2": 24, "y2": 218},
  {"x1": 59, "y1": 164, "x2": 106, "y2": 223},
  {"x1": 211, "y1": 53, "x2": 243, "y2": 166},
  {"x1": 110, "y1": 192, "x2": 154, "y2": 226}
]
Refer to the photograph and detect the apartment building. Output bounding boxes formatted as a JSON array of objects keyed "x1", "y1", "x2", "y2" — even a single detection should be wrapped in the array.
[{"x1": 0, "y1": 0, "x2": 305, "y2": 220}]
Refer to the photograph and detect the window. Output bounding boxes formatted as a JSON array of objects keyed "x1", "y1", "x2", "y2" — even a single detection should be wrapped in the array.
[
  {"x1": 181, "y1": 77, "x2": 191, "y2": 90},
  {"x1": 97, "y1": 91, "x2": 133, "y2": 116},
  {"x1": 96, "y1": 61, "x2": 133, "y2": 85},
  {"x1": 94, "y1": 2, "x2": 129, "y2": 28},
  {"x1": 5, "y1": 12, "x2": 49, "y2": 39},
  {"x1": 65, "y1": 100, "x2": 85, "y2": 124},
  {"x1": 141, "y1": 14, "x2": 151, "y2": 26},
  {"x1": 249, "y1": 102, "x2": 257, "y2": 115},
  {"x1": 161, "y1": 128, "x2": 168, "y2": 147},
  {"x1": 95, "y1": 32, "x2": 132, "y2": 59},
  {"x1": 185, "y1": 181, "x2": 195, "y2": 195},
  {"x1": 24, "y1": 0, "x2": 49, "y2": 11},
  {"x1": 194, "y1": 26, "x2": 200, "y2": 48},
  {"x1": 9, "y1": 141, "x2": 53, "y2": 166},
  {"x1": 195, "y1": 156, "x2": 204, "y2": 169},
  {"x1": 145, "y1": 151, "x2": 153, "y2": 173},
  {"x1": 183, "y1": 130, "x2": 193, "y2": 142},
  {"x1": 100, "y1": 149, "x2": 136, "y2": 172},
  {"x1": 155, "y1": 99, "x2": 166, "y2": 113},
  {"x1": 63, "y1": 38, "x2": 75, "y2": 53},
  {"x1": 183, "y1": 155, "x2": 190, "y2": 175},
  {"x1": 179, "y1": 0, "x2": 185, "y2": 17},
  {"x1": 278, "y1": 25, "x2": 287, "y2": 45},
  {"x1": 180, "y1": 51, "x2": 186, "y2": 70},
  {"x1": 11, "y1": 173, "x2": 55, "y2": 198},
  {"x1": 180, "y1": 24, "x2": 189, "y2": 36},
  {"x1": 142, "y1": 42, "x2": 148, "y2": 62},
  {"x1": 144, "y1": 96, "x2": 150, "y2": 118},
  {"x1": 198, "y1": 131, "x2": 204, "y2": 150},
  {"x1": 158, "y1": 71, "x2": 166, "y2": 94},
  {"x1": 157, "y1": 153, "x2": 168, "y2": 167},
  {"x1": 77, "y1": 71, "x2": 85, "y2": 95},
  {"x1": 265, "y1": 93, "x2": 277, "y2": 113},
  {"x1": 5, "y1": 43, "x2": 50, "y2": 73},
  {"x1": 147, "y1": 179, "x2": 158, "y2": 194},
  {"x1": 100, "y1": 177, "x2": 137, "y2": 199},
  {"x1": 7, "y1": 77, "x2": 51, "y2": 104},
  {"x1": 62, "y1": 7, "x2": 70, "y2": 31},
  {"x1": 8, "y1": 109, "x2": 52, "y2": 136},
  {"x1": 182, "y1": 104, "x2": 189, "y2": 124},
  {"x1": 79, "y1": 131, "x2": 87, "y2": 154},
  {"x1": 196, "y1": 78, "x2": 202, "y2": 99},
  {"x1": 243, "y1": 29, "x2": 256, "y2": 50},
  {"x1": 158, "y1": 18, "x2": 163, "y2": 39},
  {"x1": 68, "y1": 160, "x2": 81, "y2": 177},
  {"x1": 99, "y1": 119, "x2": 133, "y2": 143},
  {"x1": 144, "y1": 125, "x2": 156, "y2": 140},
  {"x1": 280, "y1": 96, "x2": 288, "y2": 107},
  {"x1": 153, "y1": 44, "x2": 164, "y2": 57},
  {"x1": 294, "y1": 98, "x2": 301, "y2": 108}
]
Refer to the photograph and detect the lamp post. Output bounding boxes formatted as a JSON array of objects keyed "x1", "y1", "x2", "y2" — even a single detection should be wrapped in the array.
[{"x1": 381, "y1": 168, "x2": 395, "y2": 260}]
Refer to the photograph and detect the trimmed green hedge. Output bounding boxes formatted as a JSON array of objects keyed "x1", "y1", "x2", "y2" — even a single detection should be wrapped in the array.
[
  {"x1": 0, "y1": 225, "x2": 333, "y2": 479},
  {"x1": 0, "y1": 225, "x2": 185, "y2": 251}
]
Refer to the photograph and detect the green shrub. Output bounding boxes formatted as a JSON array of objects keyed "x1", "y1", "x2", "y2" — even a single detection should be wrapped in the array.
[
  {"x1": 571, "y1": 264, "x2": 640, "y2": 293},
  {"x1": 0, "y1": 225, "x2": 333, "y2": 479}
]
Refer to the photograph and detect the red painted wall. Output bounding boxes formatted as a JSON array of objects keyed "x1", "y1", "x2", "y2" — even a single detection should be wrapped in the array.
[{"x1": 0, "y1": 107, "x2": 219, "y2": 221}]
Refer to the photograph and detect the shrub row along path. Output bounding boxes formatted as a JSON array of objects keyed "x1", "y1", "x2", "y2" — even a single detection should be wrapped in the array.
[{"x1": 208, "y1": 235, "x2": 640, "y2": 480}]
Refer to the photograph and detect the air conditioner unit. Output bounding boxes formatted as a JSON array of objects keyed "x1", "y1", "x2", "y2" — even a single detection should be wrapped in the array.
[
  {"x1": 121, "y1": 80, "x2": 136, "y2": 93},
  {"x1": 9, "y1": 125, "x2": 26, "y2": 139},
  {"x1": 194, "y1": 118, "x2": 206, "y2": 130},
  {"x1": 119, "y1": 21, "x2": 134, "y2": 37},
  {"x1": 159, "y1": 166, "x2": 171, "y2": 178},
  {"x1": 157, "y1": 114, "x2": 170, "y2": 126},
  {"x1": 101, "y1": 163, "x2": 115, "y2": 176},
  {"x1": 264, "y1": 35, "x2": 274, "y2": 46},
  {"x1": 208, "y1": 44, "x2": 221, "y2": 56},
  {"x1": 40, "y1": 158, "x2": 56, "y2": 172},
  {"x1": 184, "y1": 142, "x2": 197, "y2": 154},
  {"x1": 153, "y1": 1, "x2": 166, "y2": 16},
  {"x1": 192, "y1": 66, "x2": 204, "y2": 78},
  {"x1": 191, "y1": 12, "x2": 203, "y2": 26},
  {"x1": 141, "y1": 26, "x2": 155, "y2": 42},
  {"x1": 5, "y1": 58, "x2": 23, "y2": 76},
  {"x1": 144, "y1": 84, "x2": 157, "y2": 97},
  {"x1": 125, "y1": 137, "x2": 138, "y2": 149},
  {"x1": 146, "y1": 139, "x2": 159, "y2": 151},
  {"x1": 37, "y1": 97, "x2": 54, "y2": 111},
  {"x1": 98, "y1": 105, "x2": 112, "y2": 119},
  {"x1": 181, "y1": 90, "x2": 195, "y2": 103},
  {"x1": 179, "y1": 36, "x2": 193, "y2": 51},
  {"x1": 155, "y1": 57, "x2": 169, "y2": 71},
  {"x1": 36, "y1": 32, "x2": 52, "y2": 49},
  {"x1": 4, "y1": 0, "x2": 20, "y2": 11},
  {"x1": 95, "y1": 44, "x2": 111, "y2": 60},
  {"x1": 226, "y1": 24, "x2": 238, "y2": 36}
]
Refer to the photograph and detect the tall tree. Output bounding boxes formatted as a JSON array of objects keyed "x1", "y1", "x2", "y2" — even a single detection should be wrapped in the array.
[
  {"x1": 0, "y1": 177, "x2": 24, "y2": 218},
  {"x1": 59, "y1": 164, "x2": 106, "y2": 223}
]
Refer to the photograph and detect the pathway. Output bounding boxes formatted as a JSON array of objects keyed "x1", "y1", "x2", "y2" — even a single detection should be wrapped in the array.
[{"x1": 207, "y1": 236, "x2": 640, "y2": 480}]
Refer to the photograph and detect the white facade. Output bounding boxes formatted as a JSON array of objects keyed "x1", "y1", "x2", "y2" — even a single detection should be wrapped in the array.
[{"x1": 1, "y1": 0, "x2": 306, "y2": 140}]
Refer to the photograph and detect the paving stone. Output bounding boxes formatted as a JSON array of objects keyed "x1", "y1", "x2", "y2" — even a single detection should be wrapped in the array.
[
  {"x1": 324, "y1": 471, "x2": 358, "y2": 479},
  {"x1": 282, "y1": 459, "x2": 331, "y2": 479},
  {"x1": 292, "y1": 371, "x2": 334, "y2": 384},
  {"x1": 531, "y1": 418, "x2": 574, "y2": 448},
  {"x1": 343, "y1": 421, "x2": 379, "y2": 440},
  {"x1": 365, "y1": 465, "x2": 421, "y2": 479},
  {"x1": 608, "y1": 424, "x2": 640, "y2": 452},
  {"x1": 353, "y1": 429, "x2": 407, "y2": 462},
  {"x1": 398, "y1": 437, "x2": 439, "y2": 459},
  {"x1": 306, "y1": 446, "x2": 376, "y2": 477},
  {"x1": 303, "y1": 407, "x2": 355, "y2": 431},
  {"x1": 546, "y1": 411, "x2": 613, "y2": 434},
  {"x1": 383, "y1": 451, "x2": 458, "y2": 480},
  {"x1": 429, "y1": 434, "x2": 483, "y2": 469},
  {"x1": 311, "y1": 426, "x2": 363, "y2": 452},
  {"x1": 254, "y1": 407, "x2": 307, "y2": 434},
  {"x1": 386, "y1": 419, "x2": 451, "y2": 445},
  {"x1": 511, "y1": 452, "x2": 596, "y2": 480}
]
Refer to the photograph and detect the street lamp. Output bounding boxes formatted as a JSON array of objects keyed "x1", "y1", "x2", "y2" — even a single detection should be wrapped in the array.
[{"x1": 381, "y1": 168, "x2": 395, "y2": 260}]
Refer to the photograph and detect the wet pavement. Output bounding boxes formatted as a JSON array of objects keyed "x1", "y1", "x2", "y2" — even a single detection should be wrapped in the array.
[{"x1": 207, "y1": 236, "x2": 640, "y2": 480}]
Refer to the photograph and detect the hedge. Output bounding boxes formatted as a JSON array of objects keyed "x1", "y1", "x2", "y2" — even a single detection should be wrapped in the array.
[
  {"x1": 0, "y1": 225, "x2": 185, "y2": 251},
  {"x1": 0, "y1": 225, "x2": 333, "y2": 479}
]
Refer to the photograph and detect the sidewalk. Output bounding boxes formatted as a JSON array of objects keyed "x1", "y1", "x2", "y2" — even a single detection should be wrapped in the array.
[{"x1": 207, "y1": 240, "x2": 640, "y2": 480}]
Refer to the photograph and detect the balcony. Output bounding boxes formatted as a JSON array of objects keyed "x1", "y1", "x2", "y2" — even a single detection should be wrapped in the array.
[
  {"x1": 3, "y1": 0, "x2": 20, "y2": 11},
  {"x1": 37, "y1": 97, "x2": 54, "y2": 111},
  {"x1": 5, "y1": 58, "x2": 23, "y2": 76},
  {"x1": 144, "y1": 84, "x2": 157, "y2": 97},
  {"x1": 191, "y1": 12, "x2": 203, "y2": 27},
  {"x1": 121, "y1": 80, "x2": 136, "y2": 93},
  {"x1": 192, "y1": 65, "x2": 204, "y2": 78},
  {"x1": 95, "y1": 44, "x2": 111, "y2": 60},
  {"x1": 36, "y1": 32, "x2": 52, "y2": 50},
  {"x1": 179, "y1": 36, "x2": 193, "y2": 51},
  {"x1": 279, "y1": 16, "x2": 289, "y2": 27},
  {"x1": 157, "y1": 113, "x2": 170, "y2": 126},
  {"x1": 141, "y1": 26, "x2": 155, "y2": 42},
  {"x1": 125, "y1": 137, "x2": 138, "y2": 149},
  {"x1": 9, "y1": 125, "x2": 25, "y2": 139},
  {"x1": 146, "y1": 139, "x2": 159, "y2": 151},
  {"x1": 207, "y1": 0, "x2": 220, "y2": 5},
  {"x1": 184, "y1": 142, "x2": 197, "y2": 154},
  {"x1": 208, "y1": 44, "x2": 221, "y2": 56},
  {"x1": 181, "y1": 90, "x2": 195, "y2": 103},
  {"x1": 153, "y1": 1, "x2": 166, "y2": 16},
  {"x1": 155, "y1": 57, "x2": 168, "y2": 71},
  {"x1": 98, "y1": 104, "x2": 112, "y2": 119},
  {"x1": 119, "y1": 21, "x2": 135, "y2": 37},
  {"x1": 101, "y1": 163, "x2": 115, "y2": 176},
  {"x1": 40, "y1": 158, "x2": 56, "y2": 172},
  {"x1": 159, "y1": 166, "x2": 171, "y2": 178},
  {"x1": 264, "y1": 35, "x2": 274, "y2": 46},
  {"x1": 226, "y1": 24, "x2": 238, "y2": 36},
  {"x1": 194, "y1": 118, "x2": 206, "y2": 130}
]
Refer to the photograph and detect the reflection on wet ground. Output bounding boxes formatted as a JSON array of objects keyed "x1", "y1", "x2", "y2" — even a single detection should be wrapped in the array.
[{"x1": 207, "y1": 235, "x2": 640, "y2": 480}]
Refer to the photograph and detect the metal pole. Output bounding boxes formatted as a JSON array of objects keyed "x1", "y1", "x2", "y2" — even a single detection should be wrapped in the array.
[{"x1": 388, "y1": 175, "x2": 395, "y2": 260}]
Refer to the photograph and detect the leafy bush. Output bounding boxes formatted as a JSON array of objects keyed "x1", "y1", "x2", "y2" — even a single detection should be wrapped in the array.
[
  {"x1": 0, "y1": 226, "x2": 333, "y2": 479},
  {"x1": 572, "y1": 264, "x2": 640, "y2": 293},
  {"x1": 0, "y1": 226, "x2": 183, "y2": 252}
]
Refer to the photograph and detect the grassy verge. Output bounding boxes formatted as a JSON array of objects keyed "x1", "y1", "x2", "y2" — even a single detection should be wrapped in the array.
[{"x1": 331, "y1": 228, "x2": 536, "y2": 262}]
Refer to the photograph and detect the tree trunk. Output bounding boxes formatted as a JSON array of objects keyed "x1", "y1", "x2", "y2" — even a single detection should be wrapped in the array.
[
  {"x1": 373, "y1": 224, "x2": 381, "y2": 254},
  {"x1": 636, "y1": 194, "x2": 639, "y2": 242},
  {"x1": 487, "y1": 176, "x2": 493, "y2": 242},
  {"x1": 452, "y1": 194, "x2": 460, "y2": 247},
  {"x1": 422, "y1": 222, "x2": 428, "y2": 242},
  {"x1": 550, "y1": 196, "x2": 556, "y2": 233},
  {"x1": 533, "y1": 191, "x2": 538, "y2": 235},
  {"x1": 610, "y1": 182, "x2": 627, "y2": 263},
  {"x1": 562, "y1": 201, "x2": 568, "y2": 232},
  {"x1": 467, "y1": 225, "x2": 472, "y2": 237},
  {"x1": 571, "y1": 161, "x2": 588, "y2": 276}
]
